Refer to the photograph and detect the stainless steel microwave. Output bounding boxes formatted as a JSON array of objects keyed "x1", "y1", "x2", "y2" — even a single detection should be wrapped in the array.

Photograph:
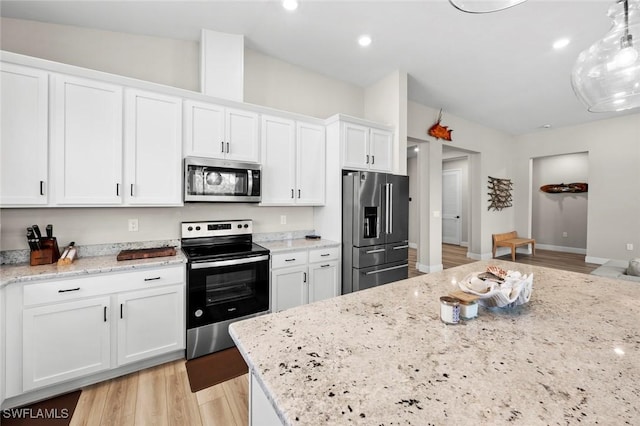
[{"x1": 184, "y1": 157, "x2": 261, "y2": 202}]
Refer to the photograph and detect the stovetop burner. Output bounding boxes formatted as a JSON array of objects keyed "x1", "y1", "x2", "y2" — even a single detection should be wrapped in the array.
[{"x1": 180, "y1": 219, "x2": 269, "y2": 262}]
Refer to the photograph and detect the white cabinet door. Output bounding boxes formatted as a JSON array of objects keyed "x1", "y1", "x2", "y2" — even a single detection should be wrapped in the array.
[
  {"x1": 184, "y1": 102, "x2": 259, "y2": 163},
  {"x1": 309, "y1": 261, "x2": 340, "y2": 303},
  {"x1": 272, "y1": 266, "x2": 308, "y2": 313},
  {"x1": 22, "y1": 296, "x2": 111, "y2": 391},
  {"x1": 124, "y1": 89, "x2": 182, "y2": 205},
  {"x1": 226, "y1": 107, "x2": 260, "y2": 163},
  {"x1": 117, "y1": 285, "x2": 185, "y2": 366},
  {"x1": 342, "y1": 122, "x2": 369, "y2": 170},
  {"x1": 369, "y1": 128, "x2": 393, "y2": 172},
  {"x1": 260, "y1": 115, "x2": 296, "y2": 205},
  {"x1": 0, "y1": 63, "x2": 49, "y2": 206},
  {"x1": 183, "y1": 100, "x2": 225, "y2": 159},
  {"x1": 296, "y1": 122, "x2": 326, "y2": 205},
  {"x1": 52, "y1": 75, "x2": 123, "y2": 205}
]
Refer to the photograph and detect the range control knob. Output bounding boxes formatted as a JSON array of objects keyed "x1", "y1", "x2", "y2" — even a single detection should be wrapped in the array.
[
  {"x1": 237, "y1": 224, "x2": 242, "y2": 229},
  {"x1": 244, "y1": 224, "x2": 249, "y2": 228},
  {"x1": 196, "y1": 226, "x2": 201, "y2": 231},
  {"x1": 187, "y1": 226, "x2": 193, "y2": 231},
  {"x1": 194, "y1": 309, "x2": 203, "y2": 318}
]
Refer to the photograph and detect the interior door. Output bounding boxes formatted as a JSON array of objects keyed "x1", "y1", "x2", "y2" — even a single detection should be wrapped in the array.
[{"x1": 442, "y1": 169, "x2": 462, "y2": 245}]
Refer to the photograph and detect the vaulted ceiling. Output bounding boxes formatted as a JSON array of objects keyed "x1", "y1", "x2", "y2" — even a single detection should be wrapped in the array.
[{"x1": 2, "y1": 0, "x2": 638, "y2": 135}]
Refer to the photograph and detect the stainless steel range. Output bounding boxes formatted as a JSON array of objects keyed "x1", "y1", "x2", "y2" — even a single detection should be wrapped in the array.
[{"x1": 181, "y1": 219, "x2": 270, "y2": 360}]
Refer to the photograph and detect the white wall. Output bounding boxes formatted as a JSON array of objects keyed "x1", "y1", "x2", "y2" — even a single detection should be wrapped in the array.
[
  {"x1": 531, "y1": 153, "x2": 588, "y2": 252},
  {"x1": 407, "y1": 101, "x2": 514, "y2": 266},
  {"x1": 513, "y1": 114, "x2": 640, "y2": 262},
  {"x1": 0, "y1": 18, "x2": 367, "y2": 251},
  {"x1": 364, "y1": 70, "x2": 408, "y2": 175}
]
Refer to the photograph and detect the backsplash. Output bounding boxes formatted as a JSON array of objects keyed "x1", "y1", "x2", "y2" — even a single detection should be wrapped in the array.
[{"x1": 0, "y1": 230, "x2": 316, "y2": 265}]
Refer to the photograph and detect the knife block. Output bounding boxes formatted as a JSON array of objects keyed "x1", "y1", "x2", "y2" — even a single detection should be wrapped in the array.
[{"x1": 30, "y1": 237, "x2": 61, "y2": 266}]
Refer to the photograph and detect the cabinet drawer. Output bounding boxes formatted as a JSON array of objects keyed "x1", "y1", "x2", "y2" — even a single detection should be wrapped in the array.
[
  {"x1": 309, "y1": 246, "x2": 340, "y2": 263},
  {"x1": 271, "y1": 251, "x2": 308, "y2": 269},
  {"x1": 23, "y1": 265, "x2": 185, "y2": 307}
]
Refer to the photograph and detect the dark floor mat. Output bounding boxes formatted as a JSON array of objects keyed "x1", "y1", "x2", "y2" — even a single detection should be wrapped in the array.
[
  {"x1": 2, "y1": 390, "x2": 81, "y2": 426},
  {"x1": 185, "y1": 346, "x2": 248, "y2": 393}
]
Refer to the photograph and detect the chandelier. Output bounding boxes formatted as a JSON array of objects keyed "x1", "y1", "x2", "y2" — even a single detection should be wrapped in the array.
[{"x1": 571, "y1": 0, "x2": 640, "y2": 112}]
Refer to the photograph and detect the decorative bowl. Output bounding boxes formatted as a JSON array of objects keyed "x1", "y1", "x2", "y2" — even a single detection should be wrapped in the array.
[{"x1": 458, "y1": 269, "x2": 533, "y2": 308}]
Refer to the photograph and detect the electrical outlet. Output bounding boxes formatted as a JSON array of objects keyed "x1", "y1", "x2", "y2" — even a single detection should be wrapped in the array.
[
  {"x1": 627, "y1": 243, "x2": 634, "y2": 251},
  {"x1": 280, "y1": 215, "x2": 286, "y2": 225},
  {"x1": 128, "y1": 219, "x2": 139, "y2": 232},
  {"x1": 562, "y1": 232, "x2": 568, "y2": 238}
]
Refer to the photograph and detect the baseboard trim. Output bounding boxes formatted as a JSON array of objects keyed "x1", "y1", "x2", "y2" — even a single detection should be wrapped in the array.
[
  {"x1": 417, "y1": 262, "x2": 443, "y2": 273},
  {"x1": 536, "y1": 244, "x2": 586, "y2": 255},
  {"x1": 585, "y1": 256, "x2": 609, "y2": 265},
  {"x1": 409, "y1": 242, "x2": 418, "y2": 249}
]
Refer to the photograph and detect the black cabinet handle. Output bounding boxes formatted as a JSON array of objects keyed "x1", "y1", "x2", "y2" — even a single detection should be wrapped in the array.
[
  {"x1": 40, "y1": 181, "x2": 45, "y2": 196},
  {"x1": 298, "y1": 189, "x2": 301, "y2": 198},
  {"x1": 320, "y1": 253, "x2": 330, "y2": 257},
  {"x1": 372, "y1": 155, "x2": 375, "y2": 165},
  {"x1": 116, "y1": 183, "x2": 120, "y2": 196},
  {"x1": 285, "y1": 258, "x2": 296, "y2": 262},
  {"x1": 221, "y1": 141, "x2": 225, "y2": 153},
  {"x1": 103, "y1": 306, "x2": 107, "y2": 322},
  {"x1": 226, "y1": 142, "x2": 230, "y2": 154},
  {"x1": 303, "y1": 272, "x2": 307, "y2": 283},
  {"x1": 58, "y1": 287, "x2": 80, "y2": 293},
  {"x1": 366, "y1": 154, "x2": 369, "y2": 164},
  {"x1": 291, "y1": 189, "x2": 294, "y2": 199},
  {"x1": 144, "y1": 277, "x2": 161, "y2": 281},
  {"x1": 130, "y1": 184, "x2": 134, "y2": 197},
  {"x1": 321, "y1": 264, "x2": 331, "y2": 268},
  {"x1": 120, "y1": 303, "x2": 123, "y2": 319}
]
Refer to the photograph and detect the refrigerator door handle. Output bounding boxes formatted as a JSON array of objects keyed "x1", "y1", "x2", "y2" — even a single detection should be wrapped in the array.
[
  {"x1": 384, "y1": 183, "x2": 390, "y2": 234},
  {"x1": 388, "y1": 183, "x2": 393, "y2": 234},
  {"x1": 364, "y1": 263, "x2": 408, "y2": 275}
]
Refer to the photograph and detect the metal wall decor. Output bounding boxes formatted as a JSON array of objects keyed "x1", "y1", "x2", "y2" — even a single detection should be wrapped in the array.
[{"x1": 488, "y1": 176, "x2": 513, "y2": 211}]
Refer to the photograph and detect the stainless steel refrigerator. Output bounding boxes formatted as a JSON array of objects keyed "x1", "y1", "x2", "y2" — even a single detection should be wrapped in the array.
[{"x1": 342, "y1": 171, "x2": 409, "y2": 294}]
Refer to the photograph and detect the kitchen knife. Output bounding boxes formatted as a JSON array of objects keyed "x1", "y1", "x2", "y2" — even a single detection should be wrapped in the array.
[
  {"x1": 26, "y1": 228, "x2": 37, "y2": 251},
  {"x1": 46, "y1": 224, "x2": 53, "y2": 238},
  {"x1": 32, "y1": 225, "x2": 42, "y2": 239}
]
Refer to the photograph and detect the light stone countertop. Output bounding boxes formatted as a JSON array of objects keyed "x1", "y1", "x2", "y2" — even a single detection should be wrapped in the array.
[
  {"x1": 230, "y1": 259, "x2": 640, "y2": 425},
  {"x1": 0, "y1": 251, "x2": 186, "y2": 288},
  {"x1": 258, "y1": 238, "x2": 340, "y2": 253}
]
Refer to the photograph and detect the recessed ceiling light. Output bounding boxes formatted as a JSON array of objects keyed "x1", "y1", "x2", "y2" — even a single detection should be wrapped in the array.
[
  {"x1": 282, "y1": 0, "x2": 298, "y2": 11},
  {"x1": 553, "y1": 38, "x2": 570, "y2": 50},
  {"x1": 542, "y1": 124, "x2": 552, "y2": 129},
  {"x1": 358, "y1": 35, "x2": 372, "y2": 47}
]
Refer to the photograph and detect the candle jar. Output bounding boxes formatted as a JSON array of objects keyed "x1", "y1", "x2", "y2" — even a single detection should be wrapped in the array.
[
  {"x1": 439, "y1": 296, "x2": 460, "y2": 324},
  {"x1": 459, "y1": 300, "x2": 478, "y2": 319}
]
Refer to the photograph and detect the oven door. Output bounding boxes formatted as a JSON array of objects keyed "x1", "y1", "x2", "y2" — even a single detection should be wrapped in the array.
[{"x1": 187, "y1": 254, "x2": 270, "y2": 329}]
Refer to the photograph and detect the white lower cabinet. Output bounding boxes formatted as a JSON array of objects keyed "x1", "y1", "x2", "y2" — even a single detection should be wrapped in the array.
[
  {"x1": 271, "y1": 246, "x2": 340, "y2": 313},
  {"x1": 116, "y1": 285, "x2": 184, "y2": 366},
  {"x1": 22, "y1": 296, "x2": 111, "y2": 391},
  {"x1": 18, "y1": 265, "x2": 185, "y2": 393},
  {"x1": 250, "y1": 371, "x2": 283, "y2": 426}
]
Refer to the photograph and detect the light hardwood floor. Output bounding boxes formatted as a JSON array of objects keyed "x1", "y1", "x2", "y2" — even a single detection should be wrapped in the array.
[
  {"x1": 70, "y1": 361, "x2": 248, "y2": 426},
  {"x1": 71, "y1": 245, "x2": 598, "y2": 425}
]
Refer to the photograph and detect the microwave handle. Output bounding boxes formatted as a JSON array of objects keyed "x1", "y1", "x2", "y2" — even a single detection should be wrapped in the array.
[{"x1": 248, "y1": 170, "x2": 254, "y2": 195}]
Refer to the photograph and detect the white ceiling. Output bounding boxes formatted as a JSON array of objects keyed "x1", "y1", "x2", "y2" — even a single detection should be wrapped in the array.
[{"x1": 2, "y1": 0, "x2": 638, "y2": 135}]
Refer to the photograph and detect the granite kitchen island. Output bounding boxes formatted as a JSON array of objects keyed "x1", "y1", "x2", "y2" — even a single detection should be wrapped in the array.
[{"x1": 229, "y1": 260, "x2": 639, "y2": 425}]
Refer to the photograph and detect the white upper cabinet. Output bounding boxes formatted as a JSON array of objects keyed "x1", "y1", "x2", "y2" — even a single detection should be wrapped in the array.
[
  {"x1": 260, "y1": 115, "x2": 296, "y2": 204},
  {"x1": 296, "y1": 122, "x2": 326, "y2": 205},
  {"x1": 341, "y1": 121, "x2": 392, "y2": 172},
  {"x1": 0, "y1": 63, "x2": 49, "y2": 206},
  {"x1": 52, "y1": 74, "x2": 123, "y2": 205},
  {"x1": 124, "y1": 89, "x2": 182, "y2": 206},
  {"x1": 260, "y1": 115, "x2": 325, "y2": 206},
  {"x1": 184, "y1": 100, "x2": 259, "y2": 163}
]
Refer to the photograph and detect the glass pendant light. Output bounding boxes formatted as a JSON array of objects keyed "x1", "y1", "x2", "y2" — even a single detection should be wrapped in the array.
[
  {"x1": 571, "y1": 0, "x2": 640, "y2": 112},
  {"x1": 449, "y1": 0, "x2": 527, "y2": 14}
]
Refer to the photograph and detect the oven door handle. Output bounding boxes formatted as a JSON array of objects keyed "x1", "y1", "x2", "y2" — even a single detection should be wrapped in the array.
[{"x1": 190, "y1": 254, "x2": 270, "y2": 269}]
